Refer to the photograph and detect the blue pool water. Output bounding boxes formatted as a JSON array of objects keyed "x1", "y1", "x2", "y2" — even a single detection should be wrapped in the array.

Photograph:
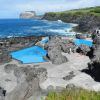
[
  {"x1": 74, "y1": 39, "x2": 93, "y2": 47},
  {"x1": 0, "y1": 19, "x2": 77, "y2": 38},
  {"x1": 40, "y1": 37, "x2": 49, "y2": 44},
  {"x1": 10, "y1": 46, "x2": 47, "y2": 64}
]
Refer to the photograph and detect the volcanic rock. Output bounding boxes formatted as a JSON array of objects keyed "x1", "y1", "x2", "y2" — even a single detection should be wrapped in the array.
[
  {"x1": 46, "y1": 37, "x2": 68, "y2": 64},
  {"x1": 76, "y1": 44, "x2": 91, "y2": 55},
  {"x1": 20, "y1": 11, "x2": 36, "y2": 19},
  {"x1": 5, "y1": 67, "x2": 47, "y2": 100}
]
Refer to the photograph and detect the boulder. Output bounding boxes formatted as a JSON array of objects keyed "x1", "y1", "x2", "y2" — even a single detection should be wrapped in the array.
[
  {"x1": 52, "y1": 54, "x2": 68, "y2": 65},
  {"x1": 5, "y1": 78, "x2": 40, "y2": 100},
  {"x1": 91, "y1": 30, "x2": 100, "y2": 62},
  {"x1": 61, "y1": 41, "x2": 76, "y2": 53},
  {"x1": 5, "y1": 67, "x2": 47, "y2": 100},
  {"x1": 76, "y1": 44, "x2": 91, "y2": 55},
  {"x1": 81, "y1": 30, "x2": 100, "y2": 82},
  {"x1": 47, "y1": 49, "x2": 61, "y2": 60},
  {"x1": 47, "y1": 47, "x2": 68, "y2": 64},
  {"x1": 47, "y1": 37, "x2": 62, "y2": 51},
  {"x1": 47, "y1": 38, "x2": 68, "y2": 64}
]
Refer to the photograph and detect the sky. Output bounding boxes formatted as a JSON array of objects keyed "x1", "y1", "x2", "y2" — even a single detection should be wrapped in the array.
[{"x1": 0, "y1": 0, "x2": 100, "y2": 18}]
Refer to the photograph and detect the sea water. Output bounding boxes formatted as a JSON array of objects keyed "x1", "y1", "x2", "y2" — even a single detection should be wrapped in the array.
[{"x1": 0, "y1": 19, "x2": 77, "y2": 38}]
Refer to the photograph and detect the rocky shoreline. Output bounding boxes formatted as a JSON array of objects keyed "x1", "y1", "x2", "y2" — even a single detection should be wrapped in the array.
[
  {"x1": 0, "y1": 17, "x2": 99, "y2": 100},
  {"x1": 43, "y1": 14, "x2": 100, "y2": 33},
  {"x1": 43, "y1": 7, "x2": 100, "y2": 33},
  {"x1": 0, "y1": 32, "x2": 100, "y2": 100},
  {"x1": 0, "y1": 36, "x2": 42, "y2": 64}
]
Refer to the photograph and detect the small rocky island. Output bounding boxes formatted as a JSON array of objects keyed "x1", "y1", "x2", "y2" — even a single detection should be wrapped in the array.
[{"x1": 20, "y1": 11, "x2": 42, "y2": 19}]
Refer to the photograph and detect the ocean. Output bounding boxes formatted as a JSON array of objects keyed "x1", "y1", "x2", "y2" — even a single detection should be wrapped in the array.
[{"x1": 0, "y1": 19, "x2": 77, "y2": 38}]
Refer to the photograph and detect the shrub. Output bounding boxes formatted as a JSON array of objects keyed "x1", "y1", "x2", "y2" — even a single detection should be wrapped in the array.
[
  {"x1": 90, "y1": 8, "x2": 100, "y2": 13},
  {"x1": 45, "y1": 88, "x2": 100, "y2": 100}
]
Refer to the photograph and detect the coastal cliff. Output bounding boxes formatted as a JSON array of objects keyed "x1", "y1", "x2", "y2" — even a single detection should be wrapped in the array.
[{"x1": 43, "y1": 6, "x2": 100, "y2": 32}]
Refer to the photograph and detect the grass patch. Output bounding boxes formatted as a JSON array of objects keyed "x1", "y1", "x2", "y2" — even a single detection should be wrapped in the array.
[
  {"x1": 45, "y1": 88, "x2": 100, "y2": 100},
  {"x1": 44, "y1": 6, "x2": 100, "y2": 18}
]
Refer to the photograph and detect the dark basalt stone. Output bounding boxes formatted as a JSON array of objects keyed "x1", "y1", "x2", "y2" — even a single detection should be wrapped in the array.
[
  {"x1": 0, "y1": 87, "x2": 6, "y2": 100},
  {"x1": 63, "y1": 71, "x2": 75, "y2": 81},
  {"x1": 82, "y1": 30, "x2": 100, "y2": 82},
  {"x1": 46, "y1": 37, "x2": 77, "y2": 64},
  {"x1": 46, "y1": 37, "x2": 70, "y2": 64},
  {"x1": 76, "y1": 44, "x2": 91, "y2": 55},
  {"x1": 43, "y1": 12, "x2": 100, "y2": 33}
]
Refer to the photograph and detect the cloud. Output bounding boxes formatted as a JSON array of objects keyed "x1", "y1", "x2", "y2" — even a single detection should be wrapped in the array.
[{"x1": 0, "y1": 0, "x2": 100, "y2": 18}]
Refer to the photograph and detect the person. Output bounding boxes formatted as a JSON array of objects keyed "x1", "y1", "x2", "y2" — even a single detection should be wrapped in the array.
[{"x1": 69, "y1": 48, "x2": 72, "y2": 54}]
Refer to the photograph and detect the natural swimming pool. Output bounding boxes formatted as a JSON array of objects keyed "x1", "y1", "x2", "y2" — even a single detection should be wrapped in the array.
[
  {"x1": 40, "y1": 37, "x2": 49, "y2": 44},
  {"x1": 74, "y1": 39, "x2": 93, "y2": 47},
  {"x1": 10, "y1": 46, "x2": 47, "y2": 64}
]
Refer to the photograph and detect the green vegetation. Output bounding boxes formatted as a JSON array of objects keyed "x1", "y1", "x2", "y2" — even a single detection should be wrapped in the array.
[
  {"x1": 44, "y1": 6, "x2": 100, "y2": 20},
  {"x1": 50, "y1": 6, "x2": 100, "y2": 16},
  {"x1": 43, "y1": 6, "x2": 100, "y2": 32},
  {"x1": 45, "y1": 88, "x2": 100, "y2": 100}
]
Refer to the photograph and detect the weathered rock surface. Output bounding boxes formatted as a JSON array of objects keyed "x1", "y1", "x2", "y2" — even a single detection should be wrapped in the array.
[
  {"x1": 63, "y1": 71, "x2": 75, "y2": 81},
  {"x1": 0, "y1": 87, "x2": 6, "y2": 100},
  {"x1": 82, "y1": 30, "x2": 100, "y2": 82},
  {"x1": 4, "y1": 64, "x2": 18, "y2": 74},
  {"x1": 13, "y1": 66, "x2": 47, "y2": 84},
  {"x1": 69, "y1": 73, "x2": 100, "y2": 91},
  {"x1": 43, "y1": 12, "x2": 100, "y2": 33},
  {"x1": 76, "y1": 44, "x2": 91, "y2": 55},
  {"x1": 61, "y1": 40, "x2": 76, "y2": 53},
  {"x1": 5, "y1": 78, "x2": 40, "y2": 100},
  {"x1": 3, "y1": 64, "x2": 48, "y2": 100},
  {"x1": 46, "y1": 37, "x2": 77, "y2": 64},
  {"x1": 40, "y1": 53, "x2": 91, "y2": 91}
]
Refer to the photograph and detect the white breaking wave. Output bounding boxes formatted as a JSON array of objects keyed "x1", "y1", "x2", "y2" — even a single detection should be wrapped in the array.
[
  {"x1": 57, "y1": 20, "x2": 63, "y2": 23},
  {"x1": 48, "y1": 29, "x2": 76, "y2": 36},
  {"x1": 70, "y1": 23, "x2": 78, "y2": 27},
  {"x1": 48, "y1": 29, "x2": 67, "y2": 34}
]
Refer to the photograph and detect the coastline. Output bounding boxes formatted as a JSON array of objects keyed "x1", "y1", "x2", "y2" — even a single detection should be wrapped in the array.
[
  {"x1": 0, "y1": 18, "x2": 79, "y2": 65},
  {"x1": 0, "y1": 15, "x2": 99, "y2": 100},
  {"x1": 0, "y1": 36, "x2": 42, "y2": 64},
  {"x1": 0, "y1": 35, "x2": 99, "y2": 100}
]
